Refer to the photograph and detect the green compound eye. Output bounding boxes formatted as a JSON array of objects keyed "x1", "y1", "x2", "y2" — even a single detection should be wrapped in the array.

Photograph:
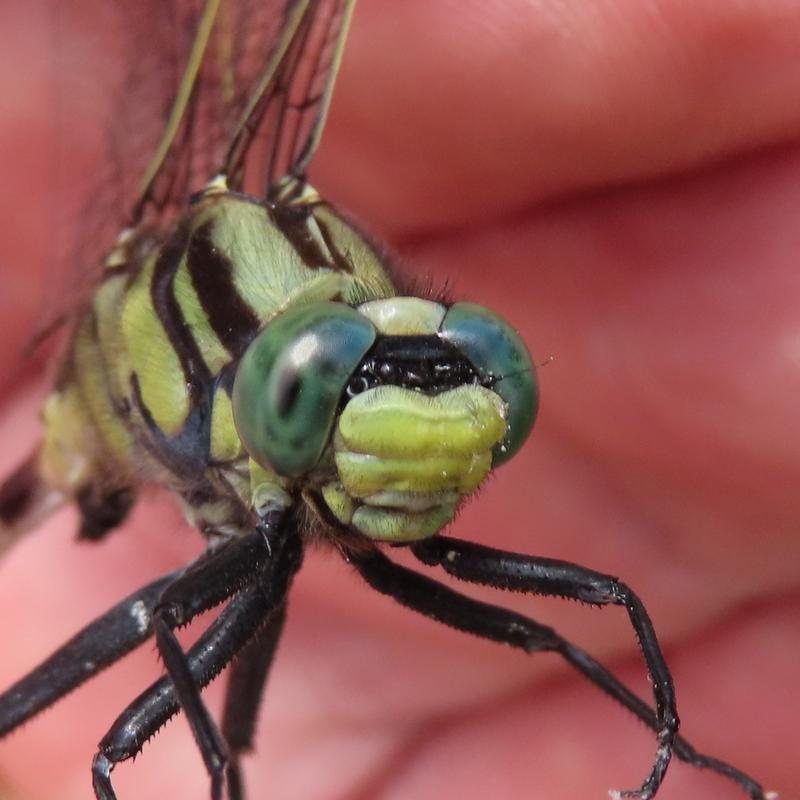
[
  {"x1": 441, "y1": 302, "x2": 538, "y2": 465},
  {"x1": 233, "y1": 302, "x2": 376, "y2": 478}
]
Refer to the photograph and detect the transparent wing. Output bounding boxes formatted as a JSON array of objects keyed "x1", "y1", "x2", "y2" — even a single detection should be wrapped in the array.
[
  {"x1": 221, "y1": 0, "x2": 355, "y2": 198},
  {"x1": 129, "y1": 0, "x2": 291, "y2": 221},
  {"x1": 30, "y1": 0, "x2": 206, "y2": 347},
  {"x1": 135, "y1": 0, "x2": 354, "y2": 218},
  {"x1": 35, "y1": 0, "x2": 353, "y2": 347}
]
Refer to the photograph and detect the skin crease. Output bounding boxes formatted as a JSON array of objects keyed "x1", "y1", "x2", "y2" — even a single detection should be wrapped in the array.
[{"x1": 1, "y1": 0, "x2": 799, "y2": 798}]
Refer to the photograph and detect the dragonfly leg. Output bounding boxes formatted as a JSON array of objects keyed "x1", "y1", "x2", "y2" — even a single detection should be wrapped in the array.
[
  {"x1": 346, "y1": 542, "x2": 769, "y2": 800},
  {"x1": 145, "y1": 507, "x2": 293, "y2": 798},
  {"x1": 0, "y1": 514, "x2": 284, "y2": 741},
  {"x1": 152, "y1": 607, "x2": 230, "y2": 800},
  {"x1": 76, "y1": 484, "x2": 136, "y2": 541},
  {"x1": 0, "y1": 569, "x2": 179, "y2": 737},
  {"x1": 411, "y1": 535, "x2": 675, "y2": 797},
  {"x1": 221, "y1": 605, "x2": 288, "y2": 800},
  {"x1": 92, "y1": 523, "x2": 302, "y2": 800}
]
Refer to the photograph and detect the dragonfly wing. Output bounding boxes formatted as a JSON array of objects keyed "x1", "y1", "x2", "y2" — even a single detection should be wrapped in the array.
[
  {"x1": 30, "y1": 0, "x2": 357, "y2": 355},
  {"x1": 222, "y1": 0, "x2": 355, "y2": 197}
]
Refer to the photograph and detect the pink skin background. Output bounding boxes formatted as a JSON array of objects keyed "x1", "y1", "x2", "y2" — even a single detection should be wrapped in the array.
[{"x1": 1, "y1": 1, "x2": 799, "y2": 798}]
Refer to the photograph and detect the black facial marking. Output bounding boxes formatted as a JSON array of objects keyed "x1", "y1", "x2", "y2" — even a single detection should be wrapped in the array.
[{"x1": 342, "y1": 335, "x2": 491, "y2": 403}]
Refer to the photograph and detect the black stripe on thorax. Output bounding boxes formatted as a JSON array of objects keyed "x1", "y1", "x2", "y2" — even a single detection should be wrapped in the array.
[
  {"x1": 151, "y1": 218, "x2": 214, "y2": 407},
  {"x1": 271, "y1": 201, "x2": 352, "y2": 273},
  {"x1": 187, "y1": 220, "x2": 262, "y2": 356},
  {"x1": 130, "y1": 373, "x2": 214, "y2": 484}
]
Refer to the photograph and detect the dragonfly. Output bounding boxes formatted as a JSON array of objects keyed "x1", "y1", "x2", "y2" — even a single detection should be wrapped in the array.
[{"x1": 0, "y1": 1, "x2": 779, "y2": 798}]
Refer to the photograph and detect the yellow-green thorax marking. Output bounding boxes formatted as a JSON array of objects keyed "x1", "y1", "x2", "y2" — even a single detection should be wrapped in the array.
[
  {"x1": 39, "y1": 183, "x2": 395, "y2": 535},
  {"x1": 38, "y1": 180, "x2": 536, "y2": 545}
]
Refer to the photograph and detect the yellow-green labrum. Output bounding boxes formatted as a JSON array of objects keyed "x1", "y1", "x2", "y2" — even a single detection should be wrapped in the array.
[{"x1": 328, "y1": 384, "x2": 507, "y2": 541}]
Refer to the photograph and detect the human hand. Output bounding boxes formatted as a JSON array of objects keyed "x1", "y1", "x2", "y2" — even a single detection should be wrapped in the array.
[{"x1": 1, "y1": 2, "x2": 798, "y2": 799}]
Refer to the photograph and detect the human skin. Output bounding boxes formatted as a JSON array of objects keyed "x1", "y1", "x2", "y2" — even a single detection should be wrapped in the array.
[{"x1": 1, "y1": 1, "x2": 799, "y2": 799}]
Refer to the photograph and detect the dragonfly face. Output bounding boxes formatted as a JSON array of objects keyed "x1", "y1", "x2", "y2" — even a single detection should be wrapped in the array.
[
  {"x1": 233, "y1": 296, "x2": 537, "y2": 540},
  {"x1": 0, "y1": 2, "x2": 779, "y2": 799}
]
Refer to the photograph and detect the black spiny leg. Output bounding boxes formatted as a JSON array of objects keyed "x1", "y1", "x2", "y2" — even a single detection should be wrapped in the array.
[
  {"x1": 139, "y1": 507, "x2": 292, "y2": 800},
  {"x1": 76, "y1": 485, "x2": 136, "y2": 541},
  {"x1": 0, "y1": 517, "x2": 283, "y2": 743},
  {"x1": 222, "y1": 605, "x2": 287, "y2": 800},
  {"x1": 92, "y1": 519, "x2": 302, "y2": 800},
  {"x1": 92, "y1": 589, "x2": 287, "y2": 800},
  {"x1": 0, "y1": 569, "x2": 180, "y2": 736},
  {"x1": 347, "y1": 544, "x2": 770, "y2": 800},
  {"x1": 411, "y1": 535, "x2": 675, "y2": 798},
  {"x1": 411, "y1": 535, "x2": 771, "y2": 799}
]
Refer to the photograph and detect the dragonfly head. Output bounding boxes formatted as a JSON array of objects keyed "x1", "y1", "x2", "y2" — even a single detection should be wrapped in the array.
[{"x1": 232, "y1": 298, "x2": 538, "y2": 542}]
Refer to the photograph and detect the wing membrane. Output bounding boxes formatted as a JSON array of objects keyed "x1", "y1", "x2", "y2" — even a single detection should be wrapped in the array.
[
  {"x1": 135, "y1": 0, "x2": 355, "y2": 218},
  {"x1": 222, "y1": 0, "x2": 355, "y2": 197},
  {"x1": 35, "y1": 0, "x2": 354, "y2": 348}
]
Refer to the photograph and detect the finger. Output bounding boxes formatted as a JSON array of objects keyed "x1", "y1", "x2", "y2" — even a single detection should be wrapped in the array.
[
  {"x1": 402, "y1": 143, "x2": 800, "y2": 611},
  {"x1": 349, "y1": 595, "x2": 799, "y2": 800},
  {"x1": 319, "y1": 0, "x2": 800, "y2": 234},
  {"x1": 0, "y1": 4, "x2": 52, "y2": 383}
]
